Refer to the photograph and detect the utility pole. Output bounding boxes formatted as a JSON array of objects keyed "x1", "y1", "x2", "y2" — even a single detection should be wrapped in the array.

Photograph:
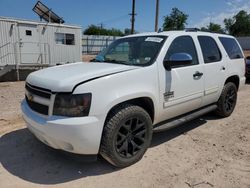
[
  {"x1": 130, "y1": 0, "x2": 136, "y2": 34},
  {"x1": 154, "y1": 0, "x2": 159, "y2": 32}
]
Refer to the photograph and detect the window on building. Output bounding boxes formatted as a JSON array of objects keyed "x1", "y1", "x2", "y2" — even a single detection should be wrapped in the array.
[
  {"x1": 198, "y1": 36, "x2": 221, "y2": 63},
  {"x1": 219, "y1": 37, "x2": 243, "y2": 59},
  {"x1": 165, "y1": 36, "x2": 199, "y2": 67},
  {"x1": 55, "y1": 33, "x2": 75, "y2": 45},
  {"x1": 26, "y1": 30, "x2": 32, "y2": 36}
]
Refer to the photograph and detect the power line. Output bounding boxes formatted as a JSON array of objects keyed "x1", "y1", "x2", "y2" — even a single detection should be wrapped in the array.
[{"x1": 98, "y1": 14, "x2": 129, "y2": 26}]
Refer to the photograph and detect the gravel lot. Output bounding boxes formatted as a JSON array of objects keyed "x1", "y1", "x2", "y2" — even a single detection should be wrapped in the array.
[{"x1": 0, "y1": 81, "x2": 250, "y2": 188}]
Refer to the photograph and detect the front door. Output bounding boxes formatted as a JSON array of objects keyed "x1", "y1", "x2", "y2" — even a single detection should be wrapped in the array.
[{"x1": 160, "y1": 35, "x2": 204, "y2": 120}]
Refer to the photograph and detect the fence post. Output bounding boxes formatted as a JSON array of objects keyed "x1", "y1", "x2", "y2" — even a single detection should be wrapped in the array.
[
  {"x1": 106, "y1": 38, "x2": 108, "y2": 48},
  {"x1": 86, "y1": 37, "x2": 89, "y2": 54}
]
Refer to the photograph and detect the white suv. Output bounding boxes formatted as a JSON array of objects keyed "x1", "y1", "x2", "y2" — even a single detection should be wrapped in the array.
[{"x1": 21, "y1": 31, "x2": 246, "y2": 167}]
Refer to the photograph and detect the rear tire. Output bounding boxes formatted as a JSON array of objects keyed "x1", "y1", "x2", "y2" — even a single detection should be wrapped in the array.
[
  {"x1": 100, "y1": 104, "x2": 152, "y2": 168},
  {"x1": 216, "y1": 82, "x2": 237, "y2": 117}
]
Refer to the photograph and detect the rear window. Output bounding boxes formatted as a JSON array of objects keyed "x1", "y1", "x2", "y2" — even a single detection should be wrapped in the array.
[
  {"x1": 219, "y1": 37, "x2": 243, "y2": 59},
  {"x1": 198, "y1": 36, "x2": 222, "y2": 63}
]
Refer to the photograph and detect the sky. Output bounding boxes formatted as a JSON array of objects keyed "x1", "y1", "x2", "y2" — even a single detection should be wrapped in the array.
[{"x1": 0, "y1": 0, "x2": 250, "y2": 32}]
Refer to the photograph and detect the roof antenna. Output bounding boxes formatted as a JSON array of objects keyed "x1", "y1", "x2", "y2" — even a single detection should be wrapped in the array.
[{"x1": 157, "y1": 28, "x2": 162, "y2": 33}]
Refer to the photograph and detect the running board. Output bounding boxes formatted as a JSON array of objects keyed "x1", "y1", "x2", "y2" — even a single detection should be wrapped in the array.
[{"x1": 153, "y1": 104, "x2": 217, "y2": 132}]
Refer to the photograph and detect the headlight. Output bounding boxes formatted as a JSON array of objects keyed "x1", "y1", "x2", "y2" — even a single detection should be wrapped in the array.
[{"x1": 53, "y1": 93, "x2": 92, "y2": 117}]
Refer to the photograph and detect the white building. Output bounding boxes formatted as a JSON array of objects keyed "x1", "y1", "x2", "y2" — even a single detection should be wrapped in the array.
[{"x1": 0, "y1": 17, "x2": 82, "y2": 68}]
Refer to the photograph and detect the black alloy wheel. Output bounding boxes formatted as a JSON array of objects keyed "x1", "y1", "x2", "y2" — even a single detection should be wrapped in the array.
[
  {"x1": 100, "y1": 104, "x2": 152, "y2": 167},
  {"x1": 116, "y1": 117, "x2": 146, "y2": 158},
  {"x1": 216, "y1": 82, "x2": 237, "y2": 117}
]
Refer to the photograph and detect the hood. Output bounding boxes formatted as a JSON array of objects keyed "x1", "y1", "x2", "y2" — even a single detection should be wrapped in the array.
[{"x1": 26, "y1": 62, "x2": 138, "y2": 92}]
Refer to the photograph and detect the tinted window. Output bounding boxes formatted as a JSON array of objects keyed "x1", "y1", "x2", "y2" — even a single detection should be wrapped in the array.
[
  {"x1": 55, "y1": 33, "x2": 75, "y2": 45},
  {"x1": 96, "y1": 36, "x2": 167, "y2": 66},
  {"x1": 65, "y1": 34, "x2": 75, "y2": 45},
  {"x1": 219, "y1": 37, "x2": 243, "y2": 59},
  {"x1": 198, "y1": 36, "x2": 221, "y2": 63},
  {"x1": 165, "y1": 36, "x2": 198, "y2": 67}
]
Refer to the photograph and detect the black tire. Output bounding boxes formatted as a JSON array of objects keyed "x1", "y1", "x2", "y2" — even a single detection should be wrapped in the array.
[
  {"x1": 100, "y1": 104, "x2": 152, "y2": 167},
  {"x1": 216, "y1": 82, "x2": 237, "y2": 117}
]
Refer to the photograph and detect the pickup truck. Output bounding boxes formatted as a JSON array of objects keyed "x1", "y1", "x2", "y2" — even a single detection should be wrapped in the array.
[{"x1": 21, "y1": 30, "x2": 246, "y2": 167}]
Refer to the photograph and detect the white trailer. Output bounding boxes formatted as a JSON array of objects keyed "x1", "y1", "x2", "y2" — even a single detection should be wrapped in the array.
[{"x1": 0, "y1": 17, "x2": 81, "y2": 67}]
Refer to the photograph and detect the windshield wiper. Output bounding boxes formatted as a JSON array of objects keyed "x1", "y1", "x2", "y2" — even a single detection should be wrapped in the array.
[{"x1": 103, "y1": 59, "x2": 129, "y2": 65}]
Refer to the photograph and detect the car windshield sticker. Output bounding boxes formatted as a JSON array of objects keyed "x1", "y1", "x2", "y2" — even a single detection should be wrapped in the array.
[{"x1": 145, "y1": 37, "x2": 163, "y2": 43}]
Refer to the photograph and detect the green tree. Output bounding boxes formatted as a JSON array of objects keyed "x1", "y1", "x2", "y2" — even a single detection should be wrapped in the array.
[
  {"x1": 224, "y1": 10, "x2": 250, "y2": 36},
  {"x1": 124, "y1": 28, "x2": 138, "y2": 35},
  {"x1": 201, "y1": 22, "x2": 225, "y2": 33},
  {"x1": 224, "y1": 18, "x2": 234, "y2": 34},
  {"x1": 163, "y1": 8, "x2": 188, "y2": 31},
  {"x1": 83, "y1": 25, "x2": 124, "y2": 36}
]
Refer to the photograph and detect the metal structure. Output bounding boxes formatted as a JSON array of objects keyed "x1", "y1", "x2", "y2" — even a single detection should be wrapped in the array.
[
  {"x1": 237, "y1": 37, "x2": 250, "y2": 50},
  {"x1": 82, "y1": 35, "x2": 121, "y2": 54},
  {"x1": 0, "y1": 17, "x2": 81, "y2": 67},
  {"x1": 0, "y1": 17, "x2": 81, "y2": 80},
  {"x1": 33, "y1": 1, "x2": 65, "y2": 24}
]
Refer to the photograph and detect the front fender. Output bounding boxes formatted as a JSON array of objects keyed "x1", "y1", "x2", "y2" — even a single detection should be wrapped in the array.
[{"x1": 73, "y1": 66, "x2": 160, "y2": 124}]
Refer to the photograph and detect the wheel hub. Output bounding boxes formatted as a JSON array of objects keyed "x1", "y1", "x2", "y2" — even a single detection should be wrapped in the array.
[{"x1": 116, "y1": 117, "x2": 146, "y2": 158}]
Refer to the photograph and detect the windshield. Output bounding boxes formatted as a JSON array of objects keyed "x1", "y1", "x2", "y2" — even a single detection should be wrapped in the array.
[{"x1": 94, "y1": 36, "x2": 167, "y2": 66}]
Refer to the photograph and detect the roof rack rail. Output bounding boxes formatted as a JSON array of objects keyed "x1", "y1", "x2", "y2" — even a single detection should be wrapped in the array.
[{"x1": 185, "y1": 28, "x2": 200, "y2": 32}]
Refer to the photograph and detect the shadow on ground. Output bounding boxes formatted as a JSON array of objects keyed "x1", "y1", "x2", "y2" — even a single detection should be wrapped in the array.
[{"x1": 0, "y1": 114, "x2": 216, "y2": 185}]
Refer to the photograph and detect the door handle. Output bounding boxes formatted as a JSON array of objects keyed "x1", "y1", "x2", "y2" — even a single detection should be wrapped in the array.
[{"x1": 193, "y1": 71, "x2": 203, "y2": 78}]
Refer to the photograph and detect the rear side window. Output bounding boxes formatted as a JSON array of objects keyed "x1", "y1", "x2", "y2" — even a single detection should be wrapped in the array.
[
  {"x1": 165, "y1": 36, "x2": 199, "y2": 67},
  {"x1": 219, "y1": 37, "x2": 243, "y2": 59},
  {"x1": 198, "y1": 36, "x2": 221, "y2": 63}
]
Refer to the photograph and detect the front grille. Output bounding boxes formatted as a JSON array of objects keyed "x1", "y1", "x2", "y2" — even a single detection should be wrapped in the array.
[
  {"x1": 25, "y1": 83, "x2": 52, "y2": 115},
  {"x1": 25, "y1": 83, "x2": 51, "y2": 99},
  {"x1": 25, "y1": 95, "x2": 49, "y2": 115}
]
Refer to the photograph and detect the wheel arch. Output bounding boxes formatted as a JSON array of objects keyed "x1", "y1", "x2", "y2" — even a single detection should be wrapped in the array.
[
  {"x1": 225, "y1": 75, "x2": 240, "y2": 90},
  {"x1": 105, "y1": 97, "x2": 155, "y2": 124}
]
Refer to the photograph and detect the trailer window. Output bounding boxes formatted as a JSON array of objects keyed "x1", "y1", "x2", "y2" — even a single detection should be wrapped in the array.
[
  {"x1": 26, "y1": 30, "x2": 32, "y2": 36},
  {"x1": 65, "y1": 34, "x2": 75, "y2": 45},
  {"x1": 55, "y1": 33, "x2": 75, "y2": 45}
]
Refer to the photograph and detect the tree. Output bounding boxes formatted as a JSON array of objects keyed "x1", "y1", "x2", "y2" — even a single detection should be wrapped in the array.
[
  {"x1": 201, "y1": 22, "x2": 225, "y2": 33},
  {"x1": 83, "y1": 25, "x2": 124, "y2": 36},
  {"x1": 163, "y1": 8, "x2": 188, "y2": 31},
  {"x1": 224, "y1": 10, "x2": 250, "y2": 36},
  {"x1": 124, "y1": 28, "x2": 138, "y2": 35},
  {"x1": 224, "y1": 18, "x2": 234, "y2": 34}
]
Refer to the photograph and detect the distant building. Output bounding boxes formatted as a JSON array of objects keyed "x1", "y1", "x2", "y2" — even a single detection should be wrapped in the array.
[
  {"x1": 237, "y1": 37, "x2": 250, "y2": 51},
  {"x1": 0, "y1": 17, "x2": 82, "y2": 67}
]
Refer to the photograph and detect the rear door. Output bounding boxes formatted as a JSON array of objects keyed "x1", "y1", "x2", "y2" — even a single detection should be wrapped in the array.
[
  {"x1": 197, "y1": 36, "x2": 226, "y2": 106},
  {"x1": 160, "y1": 35, "x2": 204, "y2": 120}
]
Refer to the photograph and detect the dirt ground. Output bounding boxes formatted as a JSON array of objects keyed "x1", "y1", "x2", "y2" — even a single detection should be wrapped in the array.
[
  {"x1": 244, "y1": 51, "x2": 250, "y2": 57},
  {"x1": 82, "y1": 55, "x2": 96, "y2": 62},
  {"x1": 0, "y1": 81, "x2": 250, "y2": 188}
]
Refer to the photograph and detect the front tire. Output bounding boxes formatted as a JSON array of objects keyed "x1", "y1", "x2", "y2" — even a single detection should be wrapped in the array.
[
  {"x1": 100, "y1": 104, "x2": 152, "y2": 167},
  {"x1": 216, "y1": 82, "x2": 237, "y2": 117}
]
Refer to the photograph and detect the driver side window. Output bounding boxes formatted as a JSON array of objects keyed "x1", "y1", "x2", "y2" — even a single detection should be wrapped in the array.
[
  {"x1": 106, "y1": 42, "x2": 130, "y2": 62},
  {"x1": 165, "y1": 36, "x2": 199, "y2": 67}
]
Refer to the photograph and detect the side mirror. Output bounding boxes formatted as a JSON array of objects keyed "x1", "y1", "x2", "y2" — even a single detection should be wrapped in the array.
[{"x1": 163, "y1": 53, "x2": 193, "y2": 71}]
